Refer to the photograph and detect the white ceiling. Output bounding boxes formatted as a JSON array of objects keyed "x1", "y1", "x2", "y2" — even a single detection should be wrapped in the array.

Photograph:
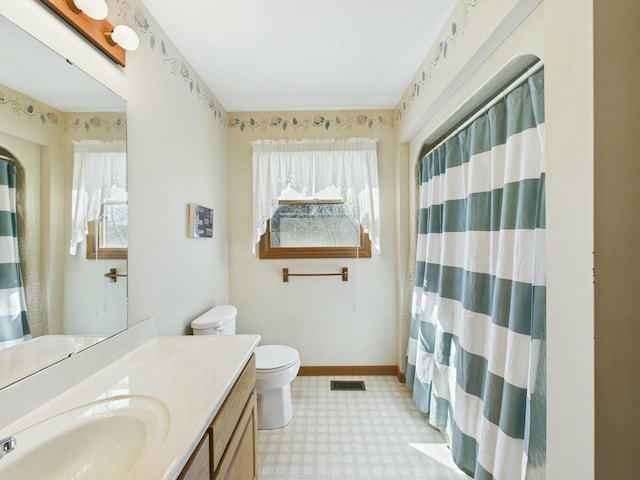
[{"x1": 141, "y1": 0, "x2": 457, "y2": 112}]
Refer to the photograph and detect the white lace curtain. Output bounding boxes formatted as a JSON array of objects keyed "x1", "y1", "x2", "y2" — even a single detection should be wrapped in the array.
[
  {"x1": 252, "y1": 138, "x2": 380, "y2": 253},
  {"x1": 69, "y1": 140, "x2": 127, "y2": 255}
]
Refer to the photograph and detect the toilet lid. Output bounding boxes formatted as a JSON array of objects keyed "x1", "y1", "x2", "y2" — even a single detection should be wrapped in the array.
[{"x1": 255, "y1": 345, "x2": 299, "y2": 370}]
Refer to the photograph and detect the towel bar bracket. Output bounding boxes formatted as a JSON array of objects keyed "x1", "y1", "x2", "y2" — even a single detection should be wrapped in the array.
[{"x1": 104, "y1": 267, "x2": 128, "y2": 283}]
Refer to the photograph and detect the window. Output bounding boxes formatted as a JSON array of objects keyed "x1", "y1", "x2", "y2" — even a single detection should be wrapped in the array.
[
  {"x1": 69, "y1": 139, "x2": 127, "y2": 256},
  {"x1": 86, "y1": 201, "x2": 128, "y2": 260},
  {"x1": 252, "y1": 138, "x2": 380, "y2": 259},
  {"x1": 258, "y1": 200, "x2": 371, "y2": 258}
]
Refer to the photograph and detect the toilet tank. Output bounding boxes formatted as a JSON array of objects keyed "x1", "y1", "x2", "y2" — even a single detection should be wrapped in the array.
[{"x1": 191, "y1": 305, "x2": 237, "y2": 335}]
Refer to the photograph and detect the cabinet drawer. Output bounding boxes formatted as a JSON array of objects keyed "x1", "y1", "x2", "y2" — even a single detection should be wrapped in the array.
[
  {"x1": 211, "y1": 354, "x2": 255, "y2": 470},
  {"x1": 216, "y1": 391, "x2": 257, "y2": 480},
  {"x1": 178, "y1": 431, "x2": 210, "y2": 480}
]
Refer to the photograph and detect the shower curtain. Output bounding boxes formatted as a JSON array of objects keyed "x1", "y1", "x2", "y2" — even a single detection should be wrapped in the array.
[
  {"x1": 406, "y1": 69, "x2": 546, "y2": 479},
  {"x1": 0, "y1": 159, "x2": 30, "y2": 348}
]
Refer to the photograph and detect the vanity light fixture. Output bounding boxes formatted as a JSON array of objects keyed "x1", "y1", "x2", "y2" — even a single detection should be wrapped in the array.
[
  {"x1": 105, "y1": 25, "x2": 140, "y2": 51},
  {"x1": 66, "y1": 0, "x2": 108, "y2": 20},
  {"x1": 40, "y1": 0, "x2": 137, "y2": 66}
]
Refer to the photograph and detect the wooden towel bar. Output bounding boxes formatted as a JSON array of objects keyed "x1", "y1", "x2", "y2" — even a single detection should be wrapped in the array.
[{"x1": 282, "y1": 267, "x2": 348, "y2": 282}]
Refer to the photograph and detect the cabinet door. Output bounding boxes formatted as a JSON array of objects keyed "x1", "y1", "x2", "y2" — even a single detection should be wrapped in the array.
[
  {"x1": 212, "y1": 356, "x2": 255, "y2": 471},
  {"x1": 178, "y1": 431, "x2": 211, "y2": 480},
  {"x1": 216, "y1": 391, "x2": 257, "y2": 480}
]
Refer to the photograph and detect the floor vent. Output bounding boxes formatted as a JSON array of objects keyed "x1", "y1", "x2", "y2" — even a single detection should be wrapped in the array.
[{"x1": 330, "y1": 380, "x2": 366, "y2": 391}]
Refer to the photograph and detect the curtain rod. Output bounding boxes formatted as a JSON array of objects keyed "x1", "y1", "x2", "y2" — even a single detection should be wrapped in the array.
[
  {"x1": 428, "y1": 60, "x2": 544, "y2": 154},
  {"x1": 0, "y1": 154, "x2": 18, "y2": 164}
]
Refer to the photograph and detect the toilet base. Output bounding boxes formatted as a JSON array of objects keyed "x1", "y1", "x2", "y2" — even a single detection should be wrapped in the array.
[{"x1": 257, "y1": 383, "x2": 293, "y2": 430}]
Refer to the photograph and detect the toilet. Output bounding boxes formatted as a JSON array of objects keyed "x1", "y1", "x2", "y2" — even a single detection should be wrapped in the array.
[{"x1": 190, "y1": 305, "x2": 300, "y2": 430}]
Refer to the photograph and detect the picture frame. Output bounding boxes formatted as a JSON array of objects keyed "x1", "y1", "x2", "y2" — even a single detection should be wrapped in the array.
[{"x1": 187, "y1": 203, "x2": 214, "y2": 238}]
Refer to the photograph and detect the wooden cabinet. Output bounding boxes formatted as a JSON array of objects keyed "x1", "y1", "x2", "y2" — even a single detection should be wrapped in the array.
[
  {"x1": 178, "y1": 432, "x2": 211, "y2": 480},
  {"x1": 216, "y1": 392, "x2": 257, "y2": 480},
  {"x1": 179, "y1": 355, "x2": 257, "y2": 480}
]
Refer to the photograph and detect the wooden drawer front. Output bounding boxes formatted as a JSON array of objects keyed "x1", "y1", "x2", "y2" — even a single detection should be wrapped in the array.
[
  {"x1": 216, "y1": 391, "x2": 257, "y2": 480},
  {"x1": 212, "y1": 354, "x2": 255, "y2": 470},
  {"x1": 178, "y1": 431, "x2": 211, "y2": 480}
]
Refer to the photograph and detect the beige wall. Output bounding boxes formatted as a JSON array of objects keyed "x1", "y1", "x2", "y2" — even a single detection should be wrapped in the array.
[
  {"x1": 545, "y1": 1, "x2": 595, "y2": 478},
  {"x1": 227, "y1": 111, "x2": 399, "y2": 366},
  {"x1": 593, "y1": 1, "x2": 640, "y2": 477}
]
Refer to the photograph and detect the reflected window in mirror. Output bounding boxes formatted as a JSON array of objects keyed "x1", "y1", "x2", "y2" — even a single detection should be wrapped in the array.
[
  {"x1": 86, "y1": 200, "x2": 128, "y2": 260},
  {"x1": 70, "y1": 139, "x2": 127, "y2": 256}
]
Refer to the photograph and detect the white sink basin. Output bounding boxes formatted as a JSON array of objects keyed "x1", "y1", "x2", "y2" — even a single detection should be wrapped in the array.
[{"x1": 0, "y1": 395, "x2": 170, "y2": 479}]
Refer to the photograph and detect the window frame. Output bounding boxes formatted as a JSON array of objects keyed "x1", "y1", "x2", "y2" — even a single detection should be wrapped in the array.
[
  {"x1": 86, "y1": 201, "x2": 128, "y2": 260},
  {"x1": 258, "y1": 199, "x2": 372, "y2": 260}
]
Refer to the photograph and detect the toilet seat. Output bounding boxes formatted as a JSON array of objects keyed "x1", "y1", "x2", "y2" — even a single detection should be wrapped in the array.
[{"x1": 255, "y1": 345, "x2": 299, "y2": 373}]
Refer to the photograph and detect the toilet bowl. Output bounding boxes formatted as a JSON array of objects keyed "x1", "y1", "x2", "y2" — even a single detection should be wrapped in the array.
[
  {"x1": 191, "y1": 305, "x2": 300, "y2": 430},
  {"x1": 254, "y1": 344, "x2": 300, "y2": 429}
]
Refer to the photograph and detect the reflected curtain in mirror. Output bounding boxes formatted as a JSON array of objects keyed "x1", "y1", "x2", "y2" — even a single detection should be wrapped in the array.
[
  {"x1": 0, "y1": 158, "x2": 30, "y2": 349},
  {"x1": 252, "y1": 138, "x2": 380, "y2": 256},
  {"x1": 69, "y1": 140, "x2": 127, "y2": 256}
]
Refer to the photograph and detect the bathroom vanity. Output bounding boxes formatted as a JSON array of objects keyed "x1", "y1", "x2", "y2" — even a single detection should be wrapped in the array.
[
  {"x1": 0, "y1": 330, "x2": 260, "y2": 479},
  {"x1": 179, "y1": 355, "x2": 257, "y2": 480}
]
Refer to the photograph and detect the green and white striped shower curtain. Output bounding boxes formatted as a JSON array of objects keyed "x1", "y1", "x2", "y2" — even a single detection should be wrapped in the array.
[
  {"x1": 0, "y1": 159, "x2": 30, "y2": 348},
  {"x1": 406, "y1": 69, "x2": 545, "y2": 479}
]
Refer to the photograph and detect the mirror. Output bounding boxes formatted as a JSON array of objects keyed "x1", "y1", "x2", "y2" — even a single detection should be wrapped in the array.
[{"x1": 0, "y1": 15, "x2": 127, "y2": 389}]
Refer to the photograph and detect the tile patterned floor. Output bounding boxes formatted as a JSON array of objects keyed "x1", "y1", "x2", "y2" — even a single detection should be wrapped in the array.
[{"x1": 257, "y1": 375, "x2": 470, "y2": 479}]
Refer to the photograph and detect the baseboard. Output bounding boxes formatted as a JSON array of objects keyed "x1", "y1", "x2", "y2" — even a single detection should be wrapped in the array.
[{"x1": 298, "y1": 365, "x2": 405, "y2": 382}]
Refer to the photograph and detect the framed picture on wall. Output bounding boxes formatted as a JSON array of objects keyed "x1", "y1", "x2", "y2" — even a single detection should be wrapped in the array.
[{"x1": 187, "y1": 203, "x2": 214, "y2": 238}]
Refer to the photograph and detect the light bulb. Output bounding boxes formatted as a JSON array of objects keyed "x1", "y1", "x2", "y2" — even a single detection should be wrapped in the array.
[
  {"x1": 68, "y1": 0, "x2": 108, "y2": 20},
  {"x1": 105, "y1": 25, "x2": 140, "y2": 51}
]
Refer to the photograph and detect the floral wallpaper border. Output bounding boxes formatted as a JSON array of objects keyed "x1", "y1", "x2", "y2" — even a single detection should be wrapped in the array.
[
  {"x1": 0, "y1": 89, "x2": 126, "y2": 133},
  {"x1": 114, "y1": 0, "x2": 226, "y2": 125},
  {"x1": 227, "y1": 113, "x2": 395, "y2": 133},
  {"x1": 396, "y1": 0, "x2": 480, "y2": 122}
]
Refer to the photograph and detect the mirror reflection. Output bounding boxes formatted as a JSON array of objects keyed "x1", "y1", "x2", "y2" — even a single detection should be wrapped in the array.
[{"x1": 0, "y1": 15, "x2": 128, "y2": 389}]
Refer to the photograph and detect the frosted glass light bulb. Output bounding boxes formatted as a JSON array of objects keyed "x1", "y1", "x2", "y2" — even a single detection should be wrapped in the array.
[
  {"x1": 71, "y1": 0, "x2": 108, "y2": 20},
  {"x1": 108, "y1": 25, "x2": 140, "y2": 51}
]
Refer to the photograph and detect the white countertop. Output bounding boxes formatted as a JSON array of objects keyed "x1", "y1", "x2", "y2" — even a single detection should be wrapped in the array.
[
  {"x1": 0, "y1": 335, "x2": 106, "y2": 389},
  {"x1": 0, "y1": 334, "x2": 261, "y2": 479}
]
